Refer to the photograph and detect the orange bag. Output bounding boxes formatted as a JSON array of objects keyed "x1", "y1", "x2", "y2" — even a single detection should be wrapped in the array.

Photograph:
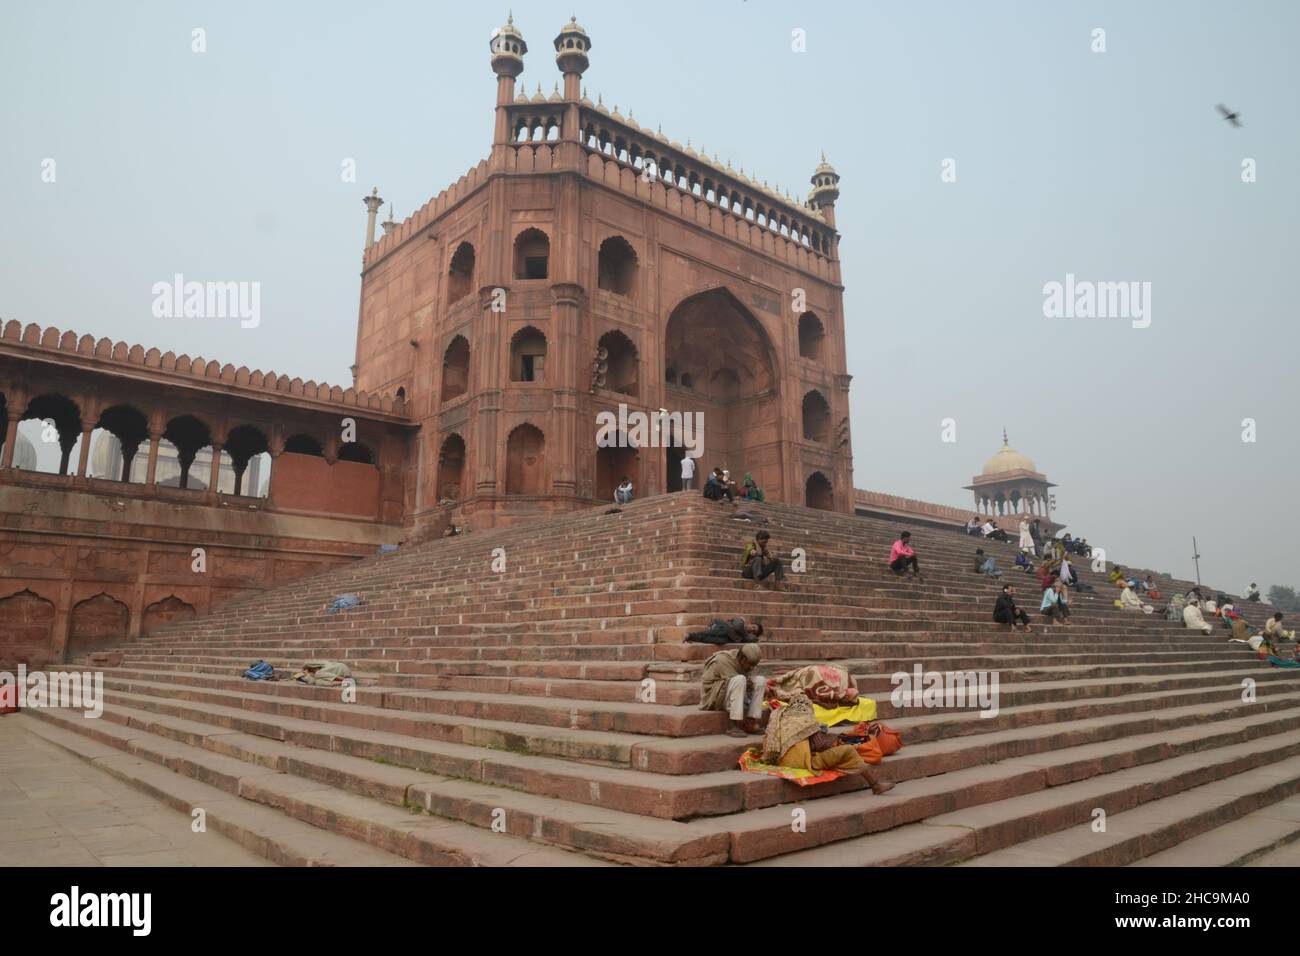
[
  {"x1": 864, "y1": 720, "x2": 903, "y2": 756},
  {"x1": 854, "y1": 740, "x2": 883, "y2": 764}
]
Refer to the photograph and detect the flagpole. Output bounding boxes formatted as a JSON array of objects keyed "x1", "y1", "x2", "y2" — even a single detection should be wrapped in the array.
[{"x1": 1192, "y1": 536, "x2": 1202, "y2": 587}]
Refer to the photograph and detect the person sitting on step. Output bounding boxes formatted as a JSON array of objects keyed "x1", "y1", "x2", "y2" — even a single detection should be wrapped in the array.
[
  {"x1": 703, "y1": 467, "x2": 736, "y2": 504},
  {"x1": 741, "y1": 530, "x2": 784, "y2": 591},
  {"x1": 974, "y1": 548, "x2": 1002, "y2": 578},
  {"x1": 1265, "y1": 613, "x2": 1295, "y2": 642},
  {"x1": 1245, "y1": 582, "x2": 1262, "y2": 603},
  {"x1": 993, "y1": 583, "x2": 1032, "y2": 632},
  {"x1": 1183, "y1": 598, "x2": 1214, "y2": 634},
  {"x1": 763, "y1": 693, "x2": 894, "y2": 794},
  {"x1": 1141, "y1": 575, "x2": 1161, "y2": 600},
  {"x1": 1013, "y1": 550, "x2": 1036, "y2": 575},
  {"x1": 888, "y1": 531, "x2": 923, "y2": 580},
  {"x1": 699, "y1": 643, "x2": 767, "y2": 738},
  {"x1": 1041, "y1": 580, "x2": 1072, "y2": 626},
  {"x1": 614, "y1": 476, "x2": 634, "y2": 505},
  {"x1": 966, "y1": 515, "x2": 983, "y2": 536},
  {"x1": 741, "y1": 472, "x2": 765, "y2": 502},
  {"x1": 981, "y1": 519, "x2": 1011, "y2": 543},
  {"x1": 1116, "y1": 582, "x2": 1153, "y2": 613}
]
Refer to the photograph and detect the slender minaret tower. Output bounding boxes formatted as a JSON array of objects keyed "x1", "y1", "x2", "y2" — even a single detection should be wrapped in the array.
[
  {"x1": 490, "y1": 13, "x2": 527, "y2": 146},
  {"x1": 362, "y1": 186, "x2": 384, "y2": 249},
  {"x1": 553, "y1": 16, "x2": 590, "y2": 102},
  {"x1": 808, "y1": 153, "x2": 840, "y2": 228}
]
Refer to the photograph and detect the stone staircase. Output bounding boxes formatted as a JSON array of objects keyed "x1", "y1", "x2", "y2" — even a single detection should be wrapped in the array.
[{"x1": 17, "y1": 491, "x2": 1295, "y2": 866}]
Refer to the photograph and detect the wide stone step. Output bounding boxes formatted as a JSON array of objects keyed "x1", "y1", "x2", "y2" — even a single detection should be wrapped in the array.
[
  {"x1": 21, "y1": 708, "x2": 614, "y2": 866},
  {"x1": 744, "y1": 726, "x2": 1300, "y2": 865}
]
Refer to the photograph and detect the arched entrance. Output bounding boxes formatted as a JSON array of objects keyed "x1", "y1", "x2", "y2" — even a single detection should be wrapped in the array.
[
  {"x1": 806, "y1": 471, "x2": 833, "y2": 511},
  {"x1": 664, "y1": 288, "x2": 778, "y2": 495},
  {"x1": 595, "y1": 434, "x2": 638, "y2": 502}
]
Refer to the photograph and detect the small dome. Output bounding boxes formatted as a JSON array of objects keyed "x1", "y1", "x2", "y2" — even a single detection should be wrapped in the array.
[
  {"x1": 981, "y1": 433, "x2": 1037, "y2": 476},
  {"x1": 548, "y1": 83, "x2": 563, "y2": 103},
  {"x1": 489, "y1": 14, "x2": 527, "y2": 78},
  {"x1": 553, "y1": 15, "x2": 590, "y2": 43},
  {"x1": 554, "y1": 16, "x2": 591, "y2": 74},
  {"x1": 812, "y1": 152, "x2": 838, "y2": 179}
]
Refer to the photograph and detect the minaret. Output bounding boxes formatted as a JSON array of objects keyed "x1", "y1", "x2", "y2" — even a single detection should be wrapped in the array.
[
  {"x1": 553, "y1": 16, "x2": 591, "y2": 102},
  {"x1": 490, "y1": 13, "x2": 527, "y2": 145},
  {"x1": 362, "y1": 186, "x2": 384, "y2": 249},
  {"x1": 808, "y1": 152, "x2": 840, "y2": 228}
]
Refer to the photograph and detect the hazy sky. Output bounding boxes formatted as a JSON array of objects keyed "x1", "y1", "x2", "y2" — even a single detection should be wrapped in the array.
[{"x1": 2, "y1": 1, "x2": 1296, "y2": 593}]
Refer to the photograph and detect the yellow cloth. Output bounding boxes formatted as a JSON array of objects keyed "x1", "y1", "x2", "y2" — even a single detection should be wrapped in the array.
[{"x1": 812, "y1": 698, "x2": 877, "y2": 727}]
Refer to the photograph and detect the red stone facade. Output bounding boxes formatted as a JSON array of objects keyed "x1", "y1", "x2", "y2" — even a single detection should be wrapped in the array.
[
  {"x1": 0, "y1": 320, "x2": 410, "y2": 667},
  {"x1": 0, "y1": 16, "x2": 856, "y2": 664},
  {"x1": 353, "y1": 16, "x2": 853, "y2": 534}
]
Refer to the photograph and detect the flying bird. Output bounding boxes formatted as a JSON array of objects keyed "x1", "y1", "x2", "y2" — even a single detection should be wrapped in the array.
[{"x1": 1216, "y1": 103, "x2": 1242, "y2": 127}]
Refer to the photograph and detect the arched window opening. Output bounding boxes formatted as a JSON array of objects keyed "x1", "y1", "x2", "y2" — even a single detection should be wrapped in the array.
[
  {"x1": 510, "y1": 326, "x2": 547, "y2": 383},
  {"x1": 806, "y1": 472, "x2": 833, "y2": 511},
  {"x1": 93, "y1": 404, "x2": 149, "y2": 481},
  {"x1": 597, "y1": 330, "x2": 638, "y2": 397},
  {"x1": 802, "y1": 390, "x2": 831, "y2": 443},
  {"x1": 436, "y1": 433, "x2": 466, "y2": 502},
  {"x1": 448, "y1": 241, "x2": 475, "y2": 303},
  {"x1": 284, "y1": 433, "x2": 324, "y2": 457},
  {"x1": 160, "y1": 414, "x2": 212, "y2": 489},
  {"x1": 15, "y1": 393, "x2": 80, "y2": 474},
  {"x1": 442, "y1": 335, "x2": 470, "y2": 401},
  {"x1": 798, "y1": 312, "x2": 826, "y2": 361},
  {"x1": 514, "y1": 228, "x2": 550, "y2": 280},
  {"x1": 597, "y1": 236, "x2": 638, "y2": 296},
  {"x1": 338, "y1": 442, "x2": 375, "y2": 464},
  {"x1": 505, "y1": 424, "x2": 546, "y2": 495},
  {"x1": 225, "y1": 424, "x2": 271, "y2": 497}
]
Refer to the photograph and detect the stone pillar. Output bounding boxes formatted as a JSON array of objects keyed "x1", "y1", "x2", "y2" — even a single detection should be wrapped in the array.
[
  {"x1": 1, "y1": 416, "x2": 18, "y2": 469},
  {"x1": 363, "y1": 188, "x2": 384, "y2": 250},
  {"x1": 550, "y1": 283, "x2": 583, "y2": 498},
  {"x1": 76, "y1": 419, "x2": 93, "y2": 477},
  {"x1": 208, "y1": 442, "x2": 224, "y2": 493},
  {"x1": 473, "y1": 285, "x2": 505, "y2": 498},
  {"x1": 146, "y1": 428, "x2": 162, "y2": 485}
]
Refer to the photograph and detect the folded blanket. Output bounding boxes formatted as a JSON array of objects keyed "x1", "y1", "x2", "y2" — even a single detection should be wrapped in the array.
[{"x1": 812, "y1": 698, "x2": 878, "y2": 727}]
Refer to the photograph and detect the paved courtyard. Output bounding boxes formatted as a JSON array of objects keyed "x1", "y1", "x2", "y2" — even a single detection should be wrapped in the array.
[{"x1": 0, "y1": 716, "x2": 270, "y2": 866}]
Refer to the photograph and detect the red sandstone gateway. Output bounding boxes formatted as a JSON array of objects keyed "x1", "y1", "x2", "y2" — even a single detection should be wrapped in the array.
[{"x1": 0, "y1": 14, "x2": 850, "y2": 665}]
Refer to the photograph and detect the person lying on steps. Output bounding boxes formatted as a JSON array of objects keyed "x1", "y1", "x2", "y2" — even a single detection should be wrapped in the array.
[
  {"x1": 685, "y1": 618, "x2": 764, "y2": 645},
  {"x1": 699, "y1": 643, "x2": 767, "y2": 738}
]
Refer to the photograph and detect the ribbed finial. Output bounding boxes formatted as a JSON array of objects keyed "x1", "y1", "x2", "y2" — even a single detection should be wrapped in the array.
[{"x1": 1003, "y1": 428, "x2": 1009, "y2": 446}]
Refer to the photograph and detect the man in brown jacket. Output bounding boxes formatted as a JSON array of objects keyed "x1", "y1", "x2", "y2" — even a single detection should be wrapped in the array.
[{"x1": 699, "y1": 644, "x2": 766, "y2": 737}]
